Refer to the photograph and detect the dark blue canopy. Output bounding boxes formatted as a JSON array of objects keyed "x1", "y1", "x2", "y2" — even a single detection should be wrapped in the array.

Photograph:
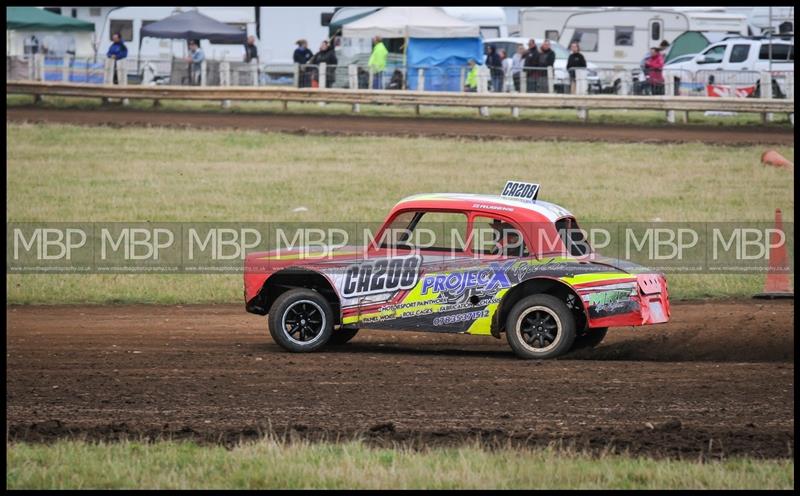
[{"x1": 140, "y1": 10, "x2": 246, "y2": 44}]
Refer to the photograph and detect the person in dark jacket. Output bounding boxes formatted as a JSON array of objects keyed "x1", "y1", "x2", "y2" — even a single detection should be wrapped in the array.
[
  {"x1": 523, "y1": 39, "x2": 541, "y2": 93},
  {"x1": 537, "y1": 40, "x2": 556, "y2": 93},
  {"x1": 293, "y1": 39, "x2": 313, "y2": 87},
  {"x1": 244, "y1": 35, "x2": 259, "y2": 63},
  {"x1": 566, "y1": 42, "x2": 587, "y2": 94},
  {"x1": 308, "y1": 40, "x2": 337, "y2": 87},
  {"x1": 485, "y1": 44, "x2": 503, "y2": 93},
  {"x1": 293, "y1": 39, "x2": 312, "y2": 64},
  {"x1": 106, "y1": 32, "x2": 127, "y2": 85},
  {"x1": 387, "y1": 69, "x2": 404, "y2": 90}
]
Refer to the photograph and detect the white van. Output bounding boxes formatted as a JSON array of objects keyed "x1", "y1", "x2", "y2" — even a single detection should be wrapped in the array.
[
  {"x1": 667, "y1": 36, "x2": 794, "y2": 72},
  {"x1": 666, "y1": 36, "x2": 794, "y2": 96}
]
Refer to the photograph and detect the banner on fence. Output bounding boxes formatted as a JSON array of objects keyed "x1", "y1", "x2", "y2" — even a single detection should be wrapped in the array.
[{"x1": 706, "y1": 84, "x2": 756, "y2": 98}]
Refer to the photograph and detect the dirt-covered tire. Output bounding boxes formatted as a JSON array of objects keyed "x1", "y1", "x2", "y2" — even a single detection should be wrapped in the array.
[
  {"x1": 571, "y1": 327, "x2": 608, "y2": 351},
  {"x1": 328, "y1": 327, "x2": 359, "y2": 345},
  {"x1": 267, "y1": 288, "x2": 333, "y2": 352},
  {"x1": 506, "y1": 294, "x2": 576, "y2": 359}
]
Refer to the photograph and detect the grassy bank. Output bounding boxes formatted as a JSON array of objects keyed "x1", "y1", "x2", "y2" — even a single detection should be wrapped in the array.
[
  {"x1": 7, "y1": 94, "x2": 795, "y2": 127},
  {"x1": 6, "y1": 123, "x2": 794, "y2": 303},
  {"x1": 6, "y1": 440, "x2": 794, "y2": 489}
]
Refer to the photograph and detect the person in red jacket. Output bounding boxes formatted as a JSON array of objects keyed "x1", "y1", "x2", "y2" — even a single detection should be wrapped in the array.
[{"x1": 644, "y1": 47, "x2": 665, "y2": 95}]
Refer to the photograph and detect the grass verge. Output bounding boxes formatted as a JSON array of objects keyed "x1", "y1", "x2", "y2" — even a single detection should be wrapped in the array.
[{"x1": 6, "y1": 440, "x2": 794, "y2": 489}]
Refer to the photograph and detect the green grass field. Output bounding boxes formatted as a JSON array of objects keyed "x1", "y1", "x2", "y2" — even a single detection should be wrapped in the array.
[
  {"x1": 6, "y1": 122, "x2": 794, "y2": 303},
  {"x1": 6, "y1": 440, "x2": 793, "y2": 489},
  {"x1": 7, "y1": 93, "x2": 795, "y2": 127}
]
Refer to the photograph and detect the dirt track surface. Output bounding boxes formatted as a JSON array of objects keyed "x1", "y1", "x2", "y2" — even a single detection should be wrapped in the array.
[
  {"x1": 7, "y1": 106, "x2": 795, "y2": 146},
  {"x1": 6, "y1": 300, "x2": 794, "y2": 459}
]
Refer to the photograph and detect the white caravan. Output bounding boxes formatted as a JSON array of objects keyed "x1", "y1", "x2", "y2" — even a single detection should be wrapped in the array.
[{"x1": 519, "y1": 7, "x2": 748, "y2": 69}]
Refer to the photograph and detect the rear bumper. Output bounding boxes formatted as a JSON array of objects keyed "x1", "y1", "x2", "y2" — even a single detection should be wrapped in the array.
[{"x1": 580, "y1": 273, "x2": 670, "y2": 328}]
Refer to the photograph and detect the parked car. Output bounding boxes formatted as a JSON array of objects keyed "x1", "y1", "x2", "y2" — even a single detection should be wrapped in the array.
[
  {"x1": 665, "y1": 54, "x2": 698, "y2": 65},
  {"x1": 244, "y1": 182, "x2": 671, "y2": 359},
  {"x1": 482, "y1": 37, "x2": 604, "y2": 93},
  {"x1": 665, "y1": 36, "x2": 794, "y2": 96}
]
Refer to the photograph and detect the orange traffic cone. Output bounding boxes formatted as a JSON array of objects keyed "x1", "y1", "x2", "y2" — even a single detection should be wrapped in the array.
[
  {"x1": 754, "y1": 208, "x2": 793, "y2": 299},
  {"x1": 761, "y1": 150, "x2": 793, "y2": 169}
]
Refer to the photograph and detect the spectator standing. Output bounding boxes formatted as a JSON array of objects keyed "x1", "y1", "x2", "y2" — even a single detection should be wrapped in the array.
[
  {"x1": 523, "y1": 39, "x2": 541, "y2": 93},
  {"x1": 464, "y1": 59, "x2": 478, "y2": 92},
  {"x1": 500, "y1": 49, "x2": 513, "y2": 92},
  {"x1": 538, "y1": 40, "x2": 556, "y2": 93},
  {"x1": 485, "y1": 45, "x2": 503, "y2": 93},
  {"x1": 309, "y1": 39, "x2": 337, "y2": 87},
  {"x1": 106, "y1": 32, "x2": 127, "y2": 85},
  {"x1": 293, "y1": 39, "x2": 313, "y2": 63},
  {"x1": 368, "y1": 35, "x2": 388, "y2": 89},
  {"x1": 185, "y1": 39, "x2": 205, "y2": 86},
  {"x1": 511, "y1": 45, "x2": 525, "y2": 92},
  {"x1": 644, "y1": 47, "x2": 665, "y2": 95},
  {"x1": 293, "y1": 39, "x2": 313, "y2": 87},
  {"x1": 244, "y1": 35, "x2": 259, "y2": 63},
  {"x1": 566, "y1": 42, "x2": 587, "y2": 94}
]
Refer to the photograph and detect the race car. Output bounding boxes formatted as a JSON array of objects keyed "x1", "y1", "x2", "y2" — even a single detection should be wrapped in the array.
[{"x1": 244, "y1": 181, "x2": 670, "y2": 359}]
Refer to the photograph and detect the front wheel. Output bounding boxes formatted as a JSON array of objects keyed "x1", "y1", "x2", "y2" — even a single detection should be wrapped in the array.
[
  {"x1": 267, "y1": 288, "x2": 333, "y2": 352},
  {"x1": 506, "y1": 294, "x2": 576, "y2": 359}
]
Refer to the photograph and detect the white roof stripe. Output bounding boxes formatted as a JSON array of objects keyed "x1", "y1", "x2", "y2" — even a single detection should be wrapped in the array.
[{"x1": 396, "y1": 193, "x2": 574, "y2": 222}]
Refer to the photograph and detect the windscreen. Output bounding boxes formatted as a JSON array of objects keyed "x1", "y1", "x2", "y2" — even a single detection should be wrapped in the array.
[{"x1": 555, "y1": 217, "x2": 591, "y2": 257}]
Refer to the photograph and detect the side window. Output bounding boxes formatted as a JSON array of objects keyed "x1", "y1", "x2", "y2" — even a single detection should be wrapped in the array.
[
  {"x1": 728, "y1": 44, "x2": 750, "y2": 63},
  {"x1": 700, "y1": 45, "x2": 726, "y2": 64},
  {"x1": 479, "y1": 27, "x2": 500, "y2": 39},
  {"x1": 650, "y1": 20, "x2": 662, "y2": 42},
  {"x1": 614, "y1": 26, "x2": 634, "y2": 46},
  {"x1": 472, "y1": 216, "x2": 529, "y2": 257},
  {"x1": 759, "y1": 44, "x2": 791, "y2": 61},
  {"x1": 570, "y1": 29, "x2": 599, "y2": 52},
  {"x1": 226, "y1": 23, "x2": 248, "y2": 34},
  {"x1": 381, "y1": 211, "x2": 417, "y2": 247},
  {"x1": 382, "y1": 211, "x2": 468, "y2": 253},
  {"x1": 545, "y1": 29, "x2": 559, "y2": 41},
  {"x1": 109, "y1": 20, "x2": 133, "y2": 42},
  {"x1": 416, "y1": 212, "x2": 468, "y2": 253}
]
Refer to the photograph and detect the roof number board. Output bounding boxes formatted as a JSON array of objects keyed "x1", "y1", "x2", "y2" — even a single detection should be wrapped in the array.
[{"x1": 501, "y1": 181, "x2": 540, "y2": 202}]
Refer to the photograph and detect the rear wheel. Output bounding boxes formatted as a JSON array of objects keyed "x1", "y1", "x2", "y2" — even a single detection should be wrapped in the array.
[
  {"x1": 571, "y1": 327, "x2": 608, "y2": 351},
  {"x1": 267, "y1": 288, "x2": 333, "y2": 352},
  {"x1": 506, "y1": 294, "x2": 576, "y2": 359},
  {"x1": 328, "y1": 327, "x2": 359, "y2": 345}
]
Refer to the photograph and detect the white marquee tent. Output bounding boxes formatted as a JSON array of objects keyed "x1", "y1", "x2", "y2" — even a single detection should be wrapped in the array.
[{"x1": 342, "y1": 7, "x2": 480, "y2": 39}]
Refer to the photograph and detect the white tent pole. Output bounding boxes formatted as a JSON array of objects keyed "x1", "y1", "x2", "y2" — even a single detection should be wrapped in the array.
[{"x1": 404, "y1": 26, "x2": 408, "y2": 89}]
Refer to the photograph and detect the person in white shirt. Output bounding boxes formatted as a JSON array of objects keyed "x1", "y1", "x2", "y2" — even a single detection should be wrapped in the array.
[
  {"x1": 511, "y1": 45, "x2": 525, "y2": 92},
  {"x1": 500, "y1": 49, "x2": 514, "y2": 92}
]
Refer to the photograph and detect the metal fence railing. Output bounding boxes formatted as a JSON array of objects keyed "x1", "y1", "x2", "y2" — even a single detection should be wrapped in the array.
[
  {"x1": 8, "y1": 54, "x2": 794, "y2": 102},
  {"x1": 8, "y1": 54, "x2": 794, "y2": 125}
]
